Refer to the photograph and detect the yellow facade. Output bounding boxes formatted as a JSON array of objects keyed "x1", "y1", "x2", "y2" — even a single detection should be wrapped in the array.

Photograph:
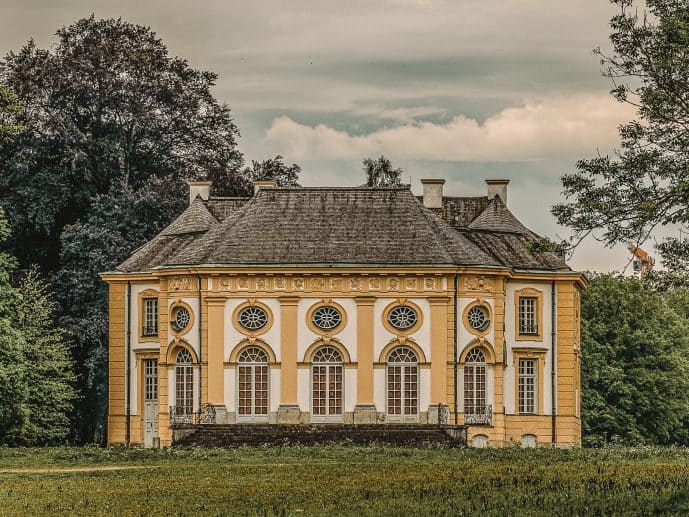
[{"x1": 103, "y1": 268, "x2": 584, "y2": 448}]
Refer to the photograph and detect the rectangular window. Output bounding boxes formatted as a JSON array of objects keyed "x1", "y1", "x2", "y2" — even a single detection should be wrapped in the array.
[
  {"x1": 143, "y1": 298, "x2": 158, "y2": 336},
  {"x1": 518, "y1": 358, "x2": 537, "y2": 414},
  {"x1": 144, "y1": 359, "x2": 158, "y2": 401},
  {"x1": 518, "y1": 297, "x2": 538, "y2": 335}
]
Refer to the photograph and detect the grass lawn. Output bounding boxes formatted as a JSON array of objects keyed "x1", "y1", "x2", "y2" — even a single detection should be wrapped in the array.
[{"x1": 2, "y1": 446, "x2": 689, "y2": 516}]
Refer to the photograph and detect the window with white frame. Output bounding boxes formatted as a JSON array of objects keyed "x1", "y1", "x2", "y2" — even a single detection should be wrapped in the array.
[
  {"x1": 464, "y1": 347, "x2": 486, "y2": 416},
  {"x1": 175, "y1": 349, "x2": 194, "y2": 419},
  {"x1": 518, "y1": 297, "x2": 538, "y2": 335},
  {"x1": 143, "y1": 298, "x2": 158, "y2": 336},
  {"x1": 518, "y1": 358, "x2": 537, "y2": 414}
]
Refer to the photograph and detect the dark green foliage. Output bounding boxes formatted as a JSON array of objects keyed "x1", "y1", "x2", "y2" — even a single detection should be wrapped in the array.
[
  {"x1": 0, "y1": 15, "x2": 243, "y2": 269},
  {"x1": 0, "y1": 83, "x2": 23, "y2": 147},
  {"x1": 15, "y1": 267, "x2": 76, "y2": 445},
  {"x1": 552, "y1": 1, "x2": 689, "y2": 267},
  {"x1": 0, "y1": 208, "x2": 27, "y2": 445},
  {"x1": 362, "y1": 155, "x2": 403, "y2": 187},
  {"x1": 581, "y1": 275, "x2": 689, "y2": 446}
]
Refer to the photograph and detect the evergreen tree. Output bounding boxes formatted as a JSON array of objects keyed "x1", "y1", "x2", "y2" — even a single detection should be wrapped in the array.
[
  {"x1": 15, "y1": 267, "x2": 75, "y2": 445},
  {"x1": 581, "y1": 275, "x2": 689, "y2": 445},
  {"x1": 0, "y1": 207, "x2": 27, "y2": 444}
]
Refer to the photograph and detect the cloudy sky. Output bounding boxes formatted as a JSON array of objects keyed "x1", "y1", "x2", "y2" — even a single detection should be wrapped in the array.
[{"x1": 1, "y1": 0, "x2": 640, "y2": 272}]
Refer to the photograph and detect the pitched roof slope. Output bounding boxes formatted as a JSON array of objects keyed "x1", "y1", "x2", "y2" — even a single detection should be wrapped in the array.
[
  {"x1": 115, "y1": 186, "x2": 570, "y2": 272},
  {"x1": 168, "y1": 188, "x2": 498, "y2": 267},
  {"x1": 467, "y1": 197, "x2": 535, "y2": 237}
]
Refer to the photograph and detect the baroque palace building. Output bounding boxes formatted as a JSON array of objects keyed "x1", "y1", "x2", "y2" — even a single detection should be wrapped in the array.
[{"x1": 101, "y1": 178, "x2": 585, "y2": 448}]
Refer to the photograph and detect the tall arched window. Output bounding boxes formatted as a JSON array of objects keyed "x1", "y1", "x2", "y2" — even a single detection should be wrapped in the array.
[
  {"x1": 237, "y1": 346, "x2": 269, "y2": 422},
  {"x1": 175, "y1": 349, "x2": 194, "y2": 421},
  {"x1": 311, "y1": 346, "x2": 343, "y2": 422},
  {"x1": 386, "y1": 346, "x2": 419, "y2": 422},
  {"x1": 463, "y1": 347, "x2": 486, "y2": 417}
]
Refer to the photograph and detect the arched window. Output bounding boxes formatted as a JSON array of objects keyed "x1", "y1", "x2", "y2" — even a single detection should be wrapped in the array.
[
  {"x1": 387, "y1": 346, "x2": 419, "y2": 422},
  {"x1": 237, "y1": 346, "x2": 269, "y2": 422},
  {"x1": 311, "y1": 346, "x2": 343, "y2": 421},
  {"x1": 175, "y1": 349, "x2": 194, "y2": 421},
  {"x1": 464, "y1": 347, "x2": 486, "y2": 417}
]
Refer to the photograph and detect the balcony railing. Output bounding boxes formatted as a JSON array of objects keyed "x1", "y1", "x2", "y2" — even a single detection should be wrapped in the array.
[
  {"x1": 464, "y1": 405, "x2": 493, "y2": 426},
  {"x1": 170, "y1": 403, "x2": 216, "y2": 425}
]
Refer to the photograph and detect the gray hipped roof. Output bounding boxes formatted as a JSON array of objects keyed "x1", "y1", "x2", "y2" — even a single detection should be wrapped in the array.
[{"x1": 117, "y1": 186, "x2": 568, "y2": 273}]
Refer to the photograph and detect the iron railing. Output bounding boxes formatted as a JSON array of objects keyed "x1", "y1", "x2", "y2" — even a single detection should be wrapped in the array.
[
  {"x1": 170, "y1": 403, "x2": 216, "y2": 425},
  {"x1": 464, "y1": 405, "x2": 492, "y2": 426}
]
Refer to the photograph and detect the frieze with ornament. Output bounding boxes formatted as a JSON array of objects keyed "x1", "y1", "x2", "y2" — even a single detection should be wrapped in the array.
[
  {"x1": 213, "y1": 275, "x2": 444, "y2": 293},
  {"x1": 168, "y1": 276, "x2": 194, "y2": 291}
]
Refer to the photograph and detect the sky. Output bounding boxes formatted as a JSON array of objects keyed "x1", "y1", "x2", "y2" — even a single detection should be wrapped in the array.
[{"x1": 0, "y1": 0, "x2": 643, "y2": 272}]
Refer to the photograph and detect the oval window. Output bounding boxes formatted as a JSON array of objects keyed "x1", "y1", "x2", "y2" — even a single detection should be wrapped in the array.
[
  {"x1": 238, "y1": 306, "x2": 268, "y2": 331},
  {"x1": 311, "y1": 306, "x2": 342, "y2": 331},
  {"x1": 387, "y1": 305, "x2": 418, "y2": 331}
]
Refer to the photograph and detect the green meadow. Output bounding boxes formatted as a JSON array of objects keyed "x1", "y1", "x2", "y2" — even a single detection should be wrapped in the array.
[{"x1": 2, "y1": 446, "x2": 689, "y2": 516}]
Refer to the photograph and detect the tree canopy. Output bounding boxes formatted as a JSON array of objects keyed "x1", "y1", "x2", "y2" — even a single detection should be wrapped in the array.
[
  {"x1": 362, "y1": 155, "x2": 403, "y2": 187},
  {"x1": 552, "y1": 1, "x2": 689, "y2": 271},
  {"x1": 581, "y1": 275, "x2": 689, "y2": 446}
]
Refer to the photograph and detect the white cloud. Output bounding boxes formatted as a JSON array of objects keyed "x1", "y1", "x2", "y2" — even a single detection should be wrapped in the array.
[{"x1": 261, "y1": 94, "x2": 635, "y2": 162}]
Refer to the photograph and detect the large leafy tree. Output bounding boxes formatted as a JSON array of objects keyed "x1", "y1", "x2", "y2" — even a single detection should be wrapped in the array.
[
  {"x1": 552, "y1": 1, "x2": 689, "y2": 270},
  {"x1": 15, "y1": 267, "x2": 76, "y2": 445},
  {"x1": 362, "y1": 155, "x2": 403, "y2": 187},
  {"x1": 0, "y1": 16, "x2": 244, "y2": 269},
  {"x1": 581, "y1": 275, "x2": 689, "y2": 445}
]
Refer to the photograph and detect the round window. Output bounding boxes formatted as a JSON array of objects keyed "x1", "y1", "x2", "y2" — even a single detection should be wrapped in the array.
[
  {"x1": 467, "y1": 306, "x2": 489, "y2": 331},
  {"x1": 387, "y1": 305, "x2": 418, "y2": 331},
  {"x1": 238, "y1": 306, "x2": 268, "y2": 331},
  {"x1": 171, "y1": 306, "x2": 191, "y2": 333},
  {"x1": 311, "y1": 306, "x2": 342, "y2": 331}
]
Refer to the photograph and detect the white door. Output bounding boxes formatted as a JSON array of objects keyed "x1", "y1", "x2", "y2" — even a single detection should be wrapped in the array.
[
  {"x1": 311, "y1": 364, "x2": 343, "y2": 422},
  {"x1": 143, "y1": 359, "x2": 158, "y2": 448},
  {"x1": 386, "y1": 346, "x2": 419, "y2": 423},
  {"x1": 387, "y1": 364, "x2": 419, "y2": 422}
]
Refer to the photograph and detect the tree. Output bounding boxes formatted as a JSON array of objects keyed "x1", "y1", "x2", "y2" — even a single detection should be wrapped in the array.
[
  {"x1": 0, "y1": 16, "x2": 243, "y2": 270},
  {"x1": 15, "y1": 267, "x2": 76, "y2": 445},
  {"x1": 552, "y1": 1, "x2": 689, "y2": 271},
  {"x1": 0, "y1": 207, "x2": 27, "y2": 444},
  {"x1": 362, "y1": 155, "x2": 403, "y2": 187},
  {"x1": 214, "y1": 154, "x2": 302, "y2": 196},
  {"x1": 581, "y1": 275, "x2": 689, "y2": 445},
  {"x1": 0, "y1": 83, "x2": 23, "y2": 147}
]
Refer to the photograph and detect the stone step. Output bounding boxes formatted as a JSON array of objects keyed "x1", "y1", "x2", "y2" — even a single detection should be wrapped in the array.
[{"x1": 174, "y1": 423, "x2": 466, "y2": 448}]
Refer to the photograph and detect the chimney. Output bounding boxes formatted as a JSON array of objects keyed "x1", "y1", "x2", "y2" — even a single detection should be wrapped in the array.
[
  {"x1": 187, "y1": 181, "x2": 212, "y2": 204},
  {"x1": 253, "y1": 180, "x2": 278, "y2": 195},
  {"x1": 486, "y1": 179, "x2": 509, "y2": 205},
  {"x1": 420, "y1": 179, "x2": 445, "y2": 209}
]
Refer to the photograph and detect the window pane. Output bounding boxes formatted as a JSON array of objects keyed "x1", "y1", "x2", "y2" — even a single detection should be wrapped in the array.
[
  {"x1": 518, "y1": 297, "x2": 538, "y2": 335},
  {"x1": 518, "y1": 359, "x2": 536, "y2": 414}
]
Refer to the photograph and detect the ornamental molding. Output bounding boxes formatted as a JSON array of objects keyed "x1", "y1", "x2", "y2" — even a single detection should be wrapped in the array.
[
  {"x1": 212, "y1": 274, "x2": 444, "y2": 294},
  {"x1": 168, "y1": 276, "x2": 194, "y2": 291},
  {"x1": 463, "y1": 275, "x2": 493, "y2": 293}
]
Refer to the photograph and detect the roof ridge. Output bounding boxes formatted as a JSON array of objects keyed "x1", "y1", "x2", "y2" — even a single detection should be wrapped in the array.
[{"x1": 407, "y1": 192, "x2": 457, "y2": 263}]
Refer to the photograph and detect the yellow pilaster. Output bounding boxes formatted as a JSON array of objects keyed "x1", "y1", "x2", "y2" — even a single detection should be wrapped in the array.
[
  {"x1": 429, "y1": 296, "x2": 450, "y2": 404},
  {"x1": 107, "y1": 282, "x2": 126, "y2": 445},
  {"x1": 555, "y1": 280, "x2": 581, "y2": 445},
  {"x1": 279, "y1": 296, "x2": 300, "y2": 407},
  {"x1": 206, "y1": 297, "x2": 226, "y2": 405},
  {"x1": 355, "y1": 297, "x2": 375, "y2": 406},
  {"x1": 157, "y1": 277, "x2": 171, "y2": 446}
]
